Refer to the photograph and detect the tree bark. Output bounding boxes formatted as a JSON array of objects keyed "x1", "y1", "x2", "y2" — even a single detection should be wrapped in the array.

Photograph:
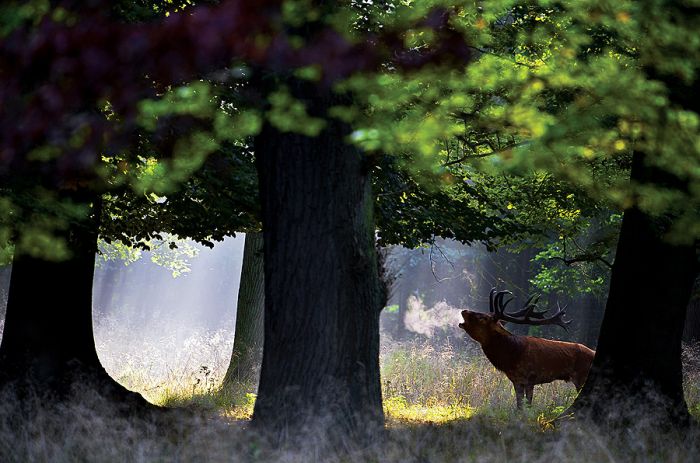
[
  {"x1": 252, "y1": 80, "x2": 385, "y2": 442},
  {"x1": 567, "y1": 153, "x2": 698, "y2": 426},
  {"x1": 0, "y1": 191, "x2": 152, "y2": 409},
  {"x1": 581, "y1": 293, "x2": 604, "y2": 349},
  {"x1": 222, "y1": 232, "x2": 265, "y2": 388},
  {"x1": 682, "y1": 277, "x2": 700, "y2": 345}
]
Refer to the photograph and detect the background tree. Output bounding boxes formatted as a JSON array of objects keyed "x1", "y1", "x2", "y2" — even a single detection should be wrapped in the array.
[{"x1": 222, "y1": 232, "x2": 265, "y2": 388}]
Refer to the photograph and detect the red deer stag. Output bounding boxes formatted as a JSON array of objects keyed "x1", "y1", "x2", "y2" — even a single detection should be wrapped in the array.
[{"x1": 458, "y1": 289, "x2": 595, "y2": 409}]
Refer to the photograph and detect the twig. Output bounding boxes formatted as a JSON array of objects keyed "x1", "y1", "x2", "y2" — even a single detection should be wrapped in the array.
[
  {"x1": 466, "y1": 45, "x2": 536, "y2": 69},
  {"x1": 551, "y1": 254, "x2": 613, "y2": 269},
  {"x1": 443, "y1": 141, "x2": 529, "y2": 167},
  {"x1": 429, "y1": 241, "x2": 456, "y2": 283}
]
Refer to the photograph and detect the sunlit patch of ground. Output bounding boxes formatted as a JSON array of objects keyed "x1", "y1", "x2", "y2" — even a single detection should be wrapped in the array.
[{"x1": 384, "y1": 396, "x2": 477, "y2": 424}]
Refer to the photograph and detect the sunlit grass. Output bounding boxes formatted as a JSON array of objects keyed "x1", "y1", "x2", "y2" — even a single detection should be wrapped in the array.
[
  {"x1": 379, "y1": 337, "x2": 579, "y2": 426},
  {"x1": 683, "y1": 343, "x2": 700, "y2": 419},
  {"x1": 384, "y1": 396, "x2": 477, "y2": 424},
  {"x1": 106, "y1": 331, "x2": 700, "y2": 426}
]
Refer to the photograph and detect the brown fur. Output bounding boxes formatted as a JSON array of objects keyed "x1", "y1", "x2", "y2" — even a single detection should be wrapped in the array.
[{"x1": 459, "y1": 309, "x2": 595, "y2": 408}]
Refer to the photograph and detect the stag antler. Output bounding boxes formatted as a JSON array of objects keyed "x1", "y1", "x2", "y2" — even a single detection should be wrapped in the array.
[{"x1": 490, "y1": 288, "x2": 571, "y2": 331}]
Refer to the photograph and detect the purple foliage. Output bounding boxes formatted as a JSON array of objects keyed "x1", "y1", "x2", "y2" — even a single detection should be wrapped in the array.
[{"x1": 0, "y1": 0, "x2": 472, "y2": 183}]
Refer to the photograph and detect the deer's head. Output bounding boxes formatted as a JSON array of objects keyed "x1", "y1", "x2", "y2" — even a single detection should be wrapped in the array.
[
  {"x1": 458, "y1": 309, "x2": 505, "y2": 343},
  {"x1": 459, "y1": 288, "x2": 571, "y2": 343}
]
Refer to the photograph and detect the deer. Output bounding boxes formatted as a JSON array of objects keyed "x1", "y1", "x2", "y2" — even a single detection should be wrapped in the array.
[{"x1": 458, "y1": 289, "x2": 595, "y2": 409}]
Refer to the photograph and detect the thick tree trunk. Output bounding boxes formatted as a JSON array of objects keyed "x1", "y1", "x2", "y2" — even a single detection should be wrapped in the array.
[
  {"x1": 222, "y1": 232, "x2": 265, "y2": 388},
  {"x1": 567, "y1": 153, "x2": 697, "y2": 426},
  {"x1": 682, "y1": 278, "x2": 700, "y2": 345},
  {"x1": 252, "y1": 81, "x2": 385, "y2": 442},
  {"x1": 0, "y1": 192, "x2": 152, "y2": 409}
]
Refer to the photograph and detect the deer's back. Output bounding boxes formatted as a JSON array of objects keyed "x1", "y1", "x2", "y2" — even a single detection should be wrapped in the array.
[{"x1": 485, "y1": 334, "x2": 594, "y2": 385}]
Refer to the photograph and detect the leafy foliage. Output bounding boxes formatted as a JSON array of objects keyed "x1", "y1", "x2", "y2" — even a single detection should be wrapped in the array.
[{"x1": 97, "y1": 234, "x2": 200, "y2": 277}]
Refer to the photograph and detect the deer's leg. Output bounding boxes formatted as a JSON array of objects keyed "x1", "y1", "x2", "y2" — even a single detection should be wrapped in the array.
[
  {"x1": 513, "y1": 383, "x2": 525, "y2": 409},
  {"x1": 525, "y1": 384, "x2": 534, "y2": 406}
]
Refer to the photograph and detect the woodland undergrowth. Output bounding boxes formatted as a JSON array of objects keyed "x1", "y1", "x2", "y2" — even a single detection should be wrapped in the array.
[{"x1": 0, "y1": 330, "x2": 699, "y2": 462}]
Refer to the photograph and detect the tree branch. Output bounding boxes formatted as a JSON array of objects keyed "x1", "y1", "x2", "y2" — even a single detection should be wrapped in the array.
[
  {"x1": 443, "y1": 141, "x2": 529, "y2": 167},
  {"x1": 551, "y1": 254, "x2": 613, "y2": 269}
]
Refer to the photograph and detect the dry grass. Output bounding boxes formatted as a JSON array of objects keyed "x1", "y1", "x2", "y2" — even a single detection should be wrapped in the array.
[
  {"x1": 1, "y1": 329, "x2": 699, "y2": 462},
  {"x1": 93, "y1": 316, "x2": 234, "y2": 405},
  {"x1": 380, "y1": 336, "x2": 578, "y2": 426},
  {"x1": 683, "y1": 342, "x2": 700, "y2": 417}
]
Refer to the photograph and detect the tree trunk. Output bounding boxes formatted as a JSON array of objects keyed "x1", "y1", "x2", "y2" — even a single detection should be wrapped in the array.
[
  {"x1": 682, "y1": 277, "x2": 700, "y2": 345},
  {"x1": 395, "y1": 274, "x2": 411, "y2": 340},
  {"x1": 0, "y1": 191, "x2": 152, "y2": 409},
  {"x1": 222, "y1": 232, "x2": 265, "y2": 388},
  {"x1": 252, "y1": 80, "x2": 385, "y2": 442},
  {"x1": 581, "y1": 292, "x2": 604, "y2": 349},
  {"x1": 482, "y1": 248, "x2": 532, "y2": 335},
  {"x1": 567, "y1": 152, "x2": 697, "y2": 426}
]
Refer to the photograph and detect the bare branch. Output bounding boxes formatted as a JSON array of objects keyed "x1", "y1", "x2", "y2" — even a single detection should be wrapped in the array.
[
  {"x1": 429, "y1": 242, "x2": 455, "y2": 283},
  {"x1": 550, "y1": 254, "x2": 613, "y2": 269},
  {"x1": 443, "y1": 141, "x2": 529, "y2": 167}
]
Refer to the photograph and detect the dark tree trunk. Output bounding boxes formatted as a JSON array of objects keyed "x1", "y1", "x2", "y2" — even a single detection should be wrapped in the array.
[
  {"x1": 581, "y1": 293, "x2": 604, "y2": 349},
  {"x1": 252, "y1": 80, "x2": 385, "y2": 441},
  {"x1": 0, "y1": 191, "x2": 152, "y2": 409},
  {"x1": 481, "y1": 248, "x2": 533, "y2": 335},
  {"x1": 567, "y1": 153, "x2": 698, "y2": 426},
  {"x1": 222, "y1": 232, "x2": 265, "y2": 388},
  {"x1": 682, "y1": 278, "x2": 700, "y2": 345},
  {"x1": 510, "y1": 248, "x2": 535, "y2": 336}
]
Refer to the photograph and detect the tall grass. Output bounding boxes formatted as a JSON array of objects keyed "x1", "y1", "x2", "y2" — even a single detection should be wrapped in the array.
[
  {"x1": 99, "y1": 326, "x2": 700, "y2": 424},
  {"x1": 380, "y1": 336, "x2": 578, "y2": 425},
  {"x1": 1, "y1": 327, "x2": 698, "y2": 461},
  {"x1": 683, "y1": 342, "x2": 700, "y2": 416},
  {"x1": 94, "y1": 316, "x2": 234, "y2": 405}
]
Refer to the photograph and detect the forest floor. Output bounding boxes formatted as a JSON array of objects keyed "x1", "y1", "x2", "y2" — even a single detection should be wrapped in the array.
[{"x1": 1, "y1": 336, "x2": 699, "y2": 462}]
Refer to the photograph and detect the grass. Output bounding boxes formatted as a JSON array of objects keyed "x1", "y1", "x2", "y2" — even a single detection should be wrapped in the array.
[
  {"x1": 103, "y1": 331, "x2": 582, "y2": 424},
  {"x1": 100, "y1": 328, "x2": 700, "y2": 427},
  {"x1": 379, "y1": 337, "x2": 579, "y2": 426},
  {"x1": 683, "y1": 342, "x2": 700, "y2": 417},
  {"x1": 1, "y1": 327, "x2": 699, "y2": 461}
]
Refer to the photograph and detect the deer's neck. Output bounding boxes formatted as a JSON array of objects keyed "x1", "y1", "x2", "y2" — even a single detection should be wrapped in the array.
[{"x1": 481, "y1": 330, "x2": 524, "y2": 373}]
